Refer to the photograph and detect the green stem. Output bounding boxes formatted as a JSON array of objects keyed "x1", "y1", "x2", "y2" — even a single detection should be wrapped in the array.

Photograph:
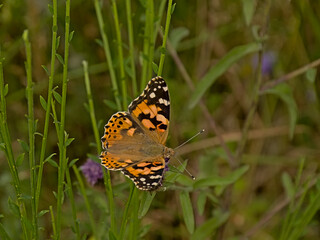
[
  {"x1": 103, "y1": 170, "x2": 116, "y2": 235},
  {"x1": 235, "y1": 50, "x2": 263, "y2": 162},
  {"x1": 22, "y1": 29, "x2": 38, "y2": 239},
  {"x1": 141, "y1": 0, "x2": 154, "y2": 90},
  {"x1": 50, "y1": 206, "x2": 57, "y2": 238},
  {"x1": 158, "y1": 0, "x2": 173, "y2": 76},
  {"x1": 0, "y1": 60, "x2": 29, "y2": 240},
  {"x1": 94, "y1": 0, "x2": 121, "y2": 111},
  {"x1": 56, "y1": 0, "x2": 71, "y2": 238},
  {"x1": 83, "y1": 61, "x2": 101, "y2": 153},
  {"x1": 153, "y1": 0, "x2": 167, "y2": 43},
  {"x1": 128, "y1": 189, "x2": 139, "y2": 240},
  {"x1": 111, "y1": 0, "x2": 127, "y2": 109},
  {"x1": 83, "y1": 61, "x2": 116, "y2": 234},
  {"x1": 65, "y1": 165, "x2": 80, "y2": 239},
  {"x1": 125, "y1": 0, "x2": 137, "y2": 96},
  {"x1": 119, "y1": 185, "x2": 136, "y2": 240},
  {"x1": 36, "y1": 0, "x2": 58, "y2": 212},
  {"x1": 73, "y1": 165, "x2": 97, "y2": 238}
]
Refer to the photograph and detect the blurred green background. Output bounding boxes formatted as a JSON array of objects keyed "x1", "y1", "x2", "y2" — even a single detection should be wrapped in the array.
[{"x1": 1, "y1": 0, "x2": 320, "y2": 239}]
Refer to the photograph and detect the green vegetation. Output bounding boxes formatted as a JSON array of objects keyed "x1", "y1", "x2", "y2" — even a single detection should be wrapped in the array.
[{"x1": 0, "y1": 0, "x2": 320, "y2": 239}]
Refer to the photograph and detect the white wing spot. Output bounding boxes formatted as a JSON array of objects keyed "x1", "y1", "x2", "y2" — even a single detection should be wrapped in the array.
[
  {"x1": 149, "y1": 92, "x2": 156, "y2": 98},
  {"x1": 163, "y1": 86, "x2": 168, "y2": 91},
  {"x1": 159, "y1": 98, "x2": 170, "y2": 106},
  {"x1": 140, "y1": 177, "x2": 146, "y2": 182},
  {"x1": 153, "y1": 88, "x2": 157, "y2": 91},
  {"x1": 150, "y1": 175, "x2": 162, "y2": 179}
]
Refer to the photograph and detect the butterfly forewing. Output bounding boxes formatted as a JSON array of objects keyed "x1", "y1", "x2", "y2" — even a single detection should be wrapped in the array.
[{"x1": 128, "y1": 76, "x2": 170, "y2": 145}]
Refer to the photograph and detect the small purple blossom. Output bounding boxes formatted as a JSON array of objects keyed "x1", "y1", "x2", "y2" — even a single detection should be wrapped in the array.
[
  {"x1": 252, "y1": 51, "x2": 276, "y2": 76},
  {"x1": 81, "y1": 159, "x2": 103, "y2": 186}
]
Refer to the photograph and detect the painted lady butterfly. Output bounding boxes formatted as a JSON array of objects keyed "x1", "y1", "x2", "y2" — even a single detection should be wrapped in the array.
[{"x1": 100, "y1": 76, "x2": 174, "y2": 191}]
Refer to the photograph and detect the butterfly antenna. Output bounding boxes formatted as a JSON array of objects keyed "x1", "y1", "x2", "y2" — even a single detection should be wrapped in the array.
[
  {"x1": 173, "y1": 157, "x2": 195, "y2": 180},
  {"x1": 174, "y1": 129, "x2": 205, "y2": 151}
]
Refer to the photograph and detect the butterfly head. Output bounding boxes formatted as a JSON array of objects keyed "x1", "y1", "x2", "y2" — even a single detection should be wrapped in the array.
[{"x1": 164, "y1": 147, "x2": 174, "y2": 161}]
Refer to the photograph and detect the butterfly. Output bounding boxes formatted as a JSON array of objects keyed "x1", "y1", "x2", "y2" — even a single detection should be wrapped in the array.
[{"x1": 100, "y1": 76, "x2": 174, "y2": 191}]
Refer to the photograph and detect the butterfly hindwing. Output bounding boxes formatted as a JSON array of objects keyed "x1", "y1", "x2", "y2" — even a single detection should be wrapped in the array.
[{"x1": 121, "y1": 157, "x2": 165, "y2": 191}]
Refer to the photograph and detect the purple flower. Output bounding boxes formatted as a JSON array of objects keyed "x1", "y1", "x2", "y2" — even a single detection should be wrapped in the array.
[
  {"x1": 252, "y1": 51, "x2": 276, "y2": 76},
  {"x1": 81, "y1": 159, "x2": 103, "y2": 186}
]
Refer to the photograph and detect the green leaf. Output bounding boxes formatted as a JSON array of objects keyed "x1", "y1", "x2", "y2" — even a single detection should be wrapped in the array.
[
  {"x1": 22, "y1": 30, "x2": 29, "y2": 41},
  {"x1": 46, "y1": 159, "x2": 58, "y2": 168},
  {"x1": 39, "y1": 95, "x2": 47, "y2": 110},
  {"x1": 0, "y1": 222, "x2": 11, "y2": 240},
  {"x1": 197, "y1": 191, "x2": 207, "y2": 215},
  {"x1": 48, "y1": 4, "x2": 53, "y2": 15},
  {"x1": 169, "y1": 27, "x2": 190, "y2": 49},
  {"x1": 242, "y1": 0, "x2": 255, "y2": 26},
  {"x1": 191, "y1": 212, "x2": 229, "y2": 240},
  {"x1": 38, "y1": 210, "x2": 49, "y2": 217},
  {"x1": 87, "y1": 154, "x2": 100, "y2": 162},
  {"x1": 0, "y1": 143, "x2": 5, "y2": 151},
  {"x1": 109, "y1": 230, "x2": 118, "y2": 240},
  {"x1": 138, "y1": 0, "x2": 147, "y2": 8},
  {"x1": 65, "y1": 137, "x2": 74, "y2": 147},
  {"x1": 152, "y1": 62, "x2": 159, "y2": 75},
  {"x1": 165, "y1": 160, "x2": 188, "y2": 184},
  {"x1": 189, "y1": 42, "x2": 262, "y2": 109},
  {"x1": 138, "y1": 192, "x2": 156, "y2": 218},
  {"x1": 194, "y1": 165, "x2": 249, "y2": 189},
  {"x1": 83, "y1": 102, "x2": 89, "y2": 112},
  {"x1": 53, "y1": 90, "x2": 62, "y2": 104},
  {"x1": 179, "y1": 191, "x2": 195, "y2": 234},
  {"x1": 68, "y1": 158, "x2": 79, "y2": 168},
  {"x1": 69, "y1": 30, "x2": 75, "y2": 42},
  {"x1": 55, "y1": 53, "x2": 64, "y2": 65},
  {"x1": 41, "y1": 65, "x2": 49, "y2": 76},
  {"x1": 44, "y1": 153, "x2": 56, "y2": 163},
  {"x1": 16, "y1": 153, "x2": 25, "y2": 166},
  {"x1": 18, "y1": 139, "x2": 29, "y2": 152},
  {"x1": 103, "y1": 99, "x2": 118, "y2": 111},
  {"x1": 306, "y1": 68, "x2": 317, "y2": 84},
  {"x1": 263, "y1": 83, "x2": 298, "y2": 139},
  {"x1": 8, "y1": 198, "x2": 20, "y2": 218},
  {"x1": 95, "y1": 39, "x2": 103, "y2": 47},
  {"x1": 4, "y1": 84, "x2": 8, "y2": 97},
  {"x1": 282, "y1": 172, "x2": 295, "y2": 200},
  {"x1": 171, "y1": 3, "x2": 176, "y2": 14},
  {"x1": 19, "y1": 194, "x2": 32, "y2": 200},
  {"x1": 124, "y1": 59, "x2": 134, "y2": 79}
]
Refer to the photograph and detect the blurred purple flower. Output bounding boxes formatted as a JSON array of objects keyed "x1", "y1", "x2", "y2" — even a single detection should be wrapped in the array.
[
  {"x1": 81, "y1": 159, "x2": 103, "y2": 186},
  {"x1": 252, "y1": 51, "x2": 276, "y2": 76}
]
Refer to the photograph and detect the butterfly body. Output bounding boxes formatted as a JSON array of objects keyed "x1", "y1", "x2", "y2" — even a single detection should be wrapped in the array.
[{"x1": 100, "y1": 76, "x2": 174, "y2": 191}]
